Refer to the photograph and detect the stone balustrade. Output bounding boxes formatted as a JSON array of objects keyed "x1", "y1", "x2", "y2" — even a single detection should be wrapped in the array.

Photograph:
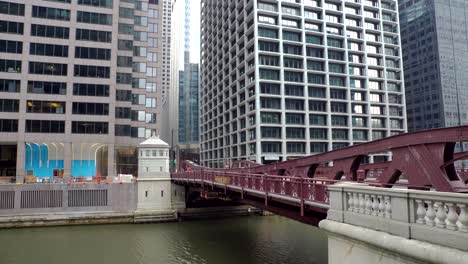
[{"x1": 327, "y1": 183, "x2": 468, "y2": 252}]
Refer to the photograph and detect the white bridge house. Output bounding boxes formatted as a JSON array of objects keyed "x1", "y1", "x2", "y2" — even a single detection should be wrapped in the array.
[{"x1": 136, "y1": 136, "x2": 185, "y2": 212}]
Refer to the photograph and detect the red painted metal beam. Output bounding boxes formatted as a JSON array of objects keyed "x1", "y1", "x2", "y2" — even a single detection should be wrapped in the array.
[{"x1": 179, "y1": 126, "x2": 468, "y2": 193}]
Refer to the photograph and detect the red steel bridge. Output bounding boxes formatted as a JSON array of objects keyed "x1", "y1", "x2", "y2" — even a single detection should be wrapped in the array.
[{"x1": 172, "y1": 126, "x2": 468, "y2": 225}]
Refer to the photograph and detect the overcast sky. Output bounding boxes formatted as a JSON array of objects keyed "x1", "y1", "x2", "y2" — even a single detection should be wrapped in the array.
[{"x1": 189, "y1": 0, "x2": 200, "y2": 64}]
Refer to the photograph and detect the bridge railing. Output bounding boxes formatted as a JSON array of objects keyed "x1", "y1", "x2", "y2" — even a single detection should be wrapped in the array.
[
  {"x1": 172, "y1": 171, "x2": 338, "y2": 205},
  {"x1": 326, "y1": 183, "x2": 468, "y2": 251}
]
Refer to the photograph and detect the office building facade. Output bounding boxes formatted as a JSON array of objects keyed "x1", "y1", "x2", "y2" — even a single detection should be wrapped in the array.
[
  {"x1": 0, "y1": 0, "x2": 170, "y2": 180},
  {"x1": 399, "y1": 0, "x2": 468, "y2": 131},
  {"x1": 200, "y1": 0, "x2": 406, "y2": 167},
  {"x1": 178, "y1": 63, "x2": 200, "y2": 146}
]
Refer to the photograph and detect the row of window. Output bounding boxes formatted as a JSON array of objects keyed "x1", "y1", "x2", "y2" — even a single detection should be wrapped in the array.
[
  {"x1": 259, "y1": 68, "x2": 401, "y2": 82},
  {"x1": 1, "y1": 120, "x2": 156, "y2": 136},
  {"x1": 11, "y1": 62, "x2": 110, "y2": 78},
  {"x1": 0, "y1": 99, "x2": 111, "y2": 116},
  {"x1": 5, "y1": 23, "x2": 111, "y2": 43},
  {"x1": 258, "y1": 128, "x2": 393, "y2": 141},
  {"x1": 2, "y1": 79, "x2": 144, "y2": 99}
]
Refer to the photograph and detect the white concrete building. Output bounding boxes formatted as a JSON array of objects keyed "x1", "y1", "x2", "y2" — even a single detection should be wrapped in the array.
[{"x1": 200, "y1": 0, "x2": 407, "y2": 168}]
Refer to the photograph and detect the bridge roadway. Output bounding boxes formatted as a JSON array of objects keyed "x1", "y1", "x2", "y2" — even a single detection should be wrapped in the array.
[
  {"x1": 173, "y1": 171, "x2": 335, "y2": 224},
  {"x1": 172, "y1": 126, "x2": 468, "y2": 224}
]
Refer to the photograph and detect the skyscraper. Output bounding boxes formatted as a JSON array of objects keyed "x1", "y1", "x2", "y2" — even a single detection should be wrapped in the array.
[
  {"x1": 168, "y1": 0, "x2": 200, "y2": 167},
  {"x1": 200, "y1": 0, "x2": 406, "y2": 168},
  {"x1": 0, "y1": 0, "x2": 170, "y2": 181},
  {"x1": 399, "y1": 0, "x2": 468, "y2": 131}
]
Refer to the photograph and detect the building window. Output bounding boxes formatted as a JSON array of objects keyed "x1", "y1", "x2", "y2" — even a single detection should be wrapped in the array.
[
  {"x1": 31, "y1": 24, "x2": 69, "y2": 39},
  {"x1": 352, "y1": 117, "x2": 366, "y2": 127},
  {"x1": 115, "y1": 107, "x2": 131, "y2": 119},
  {"x1": 260, "y1": 112, "x2": 281, "y2": 124},
  {"x1": 25, "y1": 120, "x2": 65, "y2": 133},
  {"x1": 77, "y1": 11, "x2": 112, "y2": 25},
  {"x1": 0, "y1": 20, "x2": 23, "y2": 34},
  {"x1": 72, "y1": 102, "x2": 109, "y2": 115},
  {"x1": 310, "y1": 142, "x2": 327, "y2": 153},
  {"x1": 75, "y1": 47, "x2": 111, "y2": 60},
  {"x1": 309, "y1": 100, "x2": 326, "y2": 111},
  {"x1": 284, "y1": 71, "x2": 303, "y2": 82},
  {"x1": 261, "y1": 142, "x2": 281, "y2": 153},
  {"x1": 287, "y1": 142, "x2": 305, "y2": 153},
  {"x1": 285, "y1": 99, "x2": 304, "y2": 110},
  {"x1": 0, "y1": 1, "x2": 25, "y2": 16},
  {"x1": 0, "y1": 99, "x2": 19, "y2": 112},
  {"x1": 260, "y1": 97, "x2": 281, "y2": 109},
  {"x1": 332, "y1": 129, "x2": 348, "y2": 140},
  {"x1": 310, "y1": 114, "x2": 326, "y2": 125},
  {"x1": 261, "y1": 127, "x2": 281, "y2": 138},
  {"x1": 0, "y1": 79, "x2": 20, "y2": 93},
  {"x1": 117, "y1": 73, "x2": 132, "y2": 84},
  {"x1": 73, "y1": 83, "x2": 109, "y2": 97},
  {"x1": 259, "y1": 27, "x2": 278, "y2": 38},
  {"x1": 285, "y1": 85, "x2": 304, "y2": 96},
  {"x1": 32, "y1": 6, "x2": 70, "y2": 21},
  {"x1": 259, "y1": 69, "x2": 279, "y2": 80},
  {"x1": 74, "y1": 65, "x2": 110, "y2": 78},
  {"x1": 115, "y1": 125, "x2": 131, "y2": 136},
  {"x1": 116, "y1": 90, "x2": 131, "y2": 101},
  {"x1": 28, "y1": 81, "x2": 66, "y2": 95},
  {"x1": 0, "y1": 59, "x2": 20, "y2": 73},
  {"x1": 30, "y1": 43, "x2": 68, "y2": 57},
  {"x1": 330, "y1": 102, "x2": 347, "y2": 113},
  {"x1": 27, "y1": 100, "x2": 65, "y2": 114},
  {"x1": 78, "y1": 0, "x2": 113, "y2": 8},
  {"x1": 310, "y1": 128, "x2": 327, "y2": 139},
  {"x1": 260, "y1": 83, "x2": 280, "y2": 94},
  {"x1": 0, "y1": 40, "x2": 22, "y2": 54},
  {"x1": 0, "y1": 119, "x2": 18, "y2": 132},
  {"x1": 76, "y1": 28, "x2": 111, "y2": 42},
  {"x1": 29, "y1": 62, "x2": 67, "y2": 76},
  {"x1": 118, "y1": 39, "x2": 133, "y2": 51},
  {"x1": 308, "y1": 74, "x2": 324, "y2": 84},
  {"x1": 72, "y1": 121, "x2": 108, "y2": 134},
  {"x1": 286, "y1": 128, "x2": 305, "y2": 139}
]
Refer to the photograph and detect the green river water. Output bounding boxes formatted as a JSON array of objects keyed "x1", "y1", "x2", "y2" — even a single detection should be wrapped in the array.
[{"x1": 0, "y1": 215, "x2": 328, "y2": 264}]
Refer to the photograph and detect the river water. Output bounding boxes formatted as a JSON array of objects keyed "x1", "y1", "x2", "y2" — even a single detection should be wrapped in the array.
[{"x1": 0, "y1": 216, "x2": 328, "y2": 264}]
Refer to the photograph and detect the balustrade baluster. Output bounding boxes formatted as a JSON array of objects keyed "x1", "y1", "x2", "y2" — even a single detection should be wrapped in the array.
[
  {"x1": 435, "y1": 202, "x2": 447, "y2": 229},
  {"x1": 445, "y1": 203, "x2": 458, "y2": 231},
  {"x1": 425, "y1": 201, "x2": 436, "y2": 227},
  {"x1": 378, "y1": 196, "x2": 385, "y2": 217},
  {"x1": 457, "y1": 204, "x2": 468, "y2": 232},
  {"x1": 347, "y1": 192, "x2": 354, "y2": 211},
  {"x1": 353, "y1": 193, "x2": 359, "y2": 213},
  {"x1": 365, "y1": 194, "x2": 372, "y2": 215},
  {"x1": 384, "y1": 196, "x2": 391, "y2": 218},
  {"x1": 371, "y1": 195, "x2": 379, "y2": 216},
  {"x1": 415, "y1": 199, "x2": 426, "y2": 224},
  {"x1": 359, "y1": 193, "x2": 365, "y2": 214}
]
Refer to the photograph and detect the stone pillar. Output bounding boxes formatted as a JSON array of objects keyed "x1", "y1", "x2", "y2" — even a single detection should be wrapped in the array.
[
  {"x1": 107, "y1": 144, "x2": 115, "y2": 181},
  {"x1": 63, "y1": 142, "x2": 72, "y2": 180},
  {"x1": 16, "y1": 141, "x2": 25, "y2": 184}
]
